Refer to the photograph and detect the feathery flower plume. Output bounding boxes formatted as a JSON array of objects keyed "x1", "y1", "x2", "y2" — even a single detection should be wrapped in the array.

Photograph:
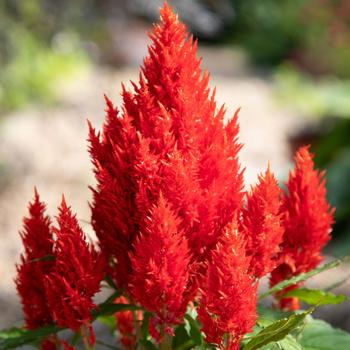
[
  {"x1": 89, "y1": 2, "x2": 243, "y2": 291},
  {"x1": 271, "y1": 146, "x2": 334, "y2": 310},
  {"x1": 130, "y1": 194, "x2": 191, "y2": 336},
  {"x1": 45, "y1": 196, "x2": 104, "y2": 339},
  {"x1": 15, "y1": 189, "x2": 54, "y2": 330},
  {"x1": 198, "y1": 222, "x2": 257, "y2": 350},
  {"x1": 114, "y1": 296, "x2": 139, "y2": 349},
  {"x1": 242, "y1": 166, "x2": 284, "y2": 278}
]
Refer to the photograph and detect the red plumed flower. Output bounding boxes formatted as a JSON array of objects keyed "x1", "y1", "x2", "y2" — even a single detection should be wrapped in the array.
[
  {"x1": 89, "y1": 2, "x2": 243, "y2": 291},
  {"x1": 45, "y1": 197, "x2": 104, "y2": 334},
  {"x1": 114, "y1": 296, "x2": 139, "y2": 349},
  {"x1": 130, "y1": 194, "x2": 191, "y2": 333},
  {"x1": 15, "y1": 189, "x2": 54, "y2": 329},
  {"x1": 271, "y1": 146, "x2": 334, "y2": 309},
  {"x1": 242, "y1": 166, "x2": 284, "y2": 278},
  {"x1": 198, "y1": 222, "x2": 257, "y2": 349}
]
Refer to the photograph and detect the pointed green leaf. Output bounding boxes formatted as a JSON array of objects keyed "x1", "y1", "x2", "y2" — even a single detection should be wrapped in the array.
[
  {"x1": 283, "y1": 288, "x2": 348, "y2": 306},
  {"x1": 93, "y1": 302, "x2": 141, "y2": 317},
  {"x1": 184, "y1": 314, "x2": 203, "y2": 346},
  {"x1": 243, "y1": 309, "x2": 313, "y2": 350},
  {"x1": 260, "y1": 257, "x2": 350, "y2": 299},
  {"x1": 259, "y1": 335, "x2": 303, "y2": 350},
  {"x1": 0, "y1": 325, "x2": 61, "y2": 350},
  {"x1": 299, "y1": 319, "x2": 350, "y2": 350}
]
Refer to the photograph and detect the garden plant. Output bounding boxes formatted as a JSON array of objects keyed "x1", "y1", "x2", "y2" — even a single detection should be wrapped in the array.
[{"x1": 1, "y1": 3, "x2": 350, "y2": 350}]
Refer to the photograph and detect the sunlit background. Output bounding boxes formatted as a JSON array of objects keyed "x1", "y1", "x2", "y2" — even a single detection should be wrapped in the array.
[{"x1": 1, "y1": 0, "x2": 350, "y2": 333}]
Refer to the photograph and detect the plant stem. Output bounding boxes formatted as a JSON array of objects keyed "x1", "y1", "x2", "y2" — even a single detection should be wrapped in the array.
[
  {"x1": 81, "y1": 325, "x2": 95, "y2": 350},
  {"x1": 134, "y1": 310, "x2": 144, "y2": 350},
  {"x1": 160, "y1": 332, "x2": 172, "y2": 350}
]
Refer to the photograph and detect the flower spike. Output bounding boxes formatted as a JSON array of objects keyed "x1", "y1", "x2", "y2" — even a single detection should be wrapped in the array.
[
  {"x1": 271, "y1": 146, "x2": 334, "y2": 310},
  {"x1": 130, "y1": 194, "x2": 191, "y2": 336},
  {"x1": 15, "y1": 189, "x2": 54, "y2": 329},
  {"x1": 242, "y1": 165, "x2": 284, "y2": 278},
  {"x1": 45, "y1": 196, "x2": 104, "y2": 339},
  {"x1": 198, "y1": 222, "x2": 257, "y2": 349}
]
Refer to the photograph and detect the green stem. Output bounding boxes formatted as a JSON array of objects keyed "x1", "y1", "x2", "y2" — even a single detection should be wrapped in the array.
[
  {"x1": 134, "y1": 310, "x2": 143, "y2": 350},
  {"x1": 81, "y1": 325, "x2": 95, "y2": 350},
  {"x1": 160, "y1": 331, "x2": 172, "y2": 350}
]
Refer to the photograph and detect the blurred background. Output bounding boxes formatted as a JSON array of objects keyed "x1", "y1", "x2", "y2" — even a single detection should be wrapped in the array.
[{"x1": 1, "y1": 0, "x2": 350, "y2": 336}]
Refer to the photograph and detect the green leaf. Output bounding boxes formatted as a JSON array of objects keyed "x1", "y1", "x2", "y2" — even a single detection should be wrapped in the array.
[
  {"x1": 105, "y1": 275, "x2": 118, "y2": 290},
  {"x1": 0, "y1": 299, "x2": 140, "y2": 349},
  {"x1": 0, "y1": 325, "x2": 61, "y2": 350},
  {"x1": 299, "y1": 319, "x2": 350, "y2": 350},
  {"x1": 93, "y1": 302, "x2": 141, "y2": 317},
  {"x1": 184, "y1": 314, "x2": 203, "y2": 346},
  {"x1": 259, "y1": 335, "x2": 303, "y2": 350},
  {"x1": 257, "y1": 306, "x2": 292, "y2": 322},
  {"x1": 0, "y1": 328, "x2": 25, "y2": 340},
  {"x1": 283, "y1": 288, "x2": 348, "y2": 306},
  {"x1": 243, "y1": 309, "x2": 313, "y2": 350},
  {"x1": 173, "y1": 324, "x2": 192, "y2": 349},
  {"x1": 103, "y1": 290, "x2": 123, "y2": 305},
  {"x1": 260, "y1": 257, "x2": 350, "y2": 299}
]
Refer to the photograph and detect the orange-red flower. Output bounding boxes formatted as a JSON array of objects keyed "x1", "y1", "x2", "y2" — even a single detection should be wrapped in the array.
[
  {"x1": 15, "y1": 189, "x2": 54, "y2": 329},
  {"x1": 44, "y1": 197, "x2": 104, "y2": 335},
  {"x1": 198, "y1": 222, "x2": 257, "y2": 349},
  {"x1": 130, "y1": 194, "x2": 191, "y2": 333},
  {"x1": 242, "y1": 166, "x2": 284, "y2": 278},
  {"x1": 89, "y1": 2, "x2": 243, "y2": 294},
  {"x1": 271, "y1": 146, "x2": 334, "y2": 310}
]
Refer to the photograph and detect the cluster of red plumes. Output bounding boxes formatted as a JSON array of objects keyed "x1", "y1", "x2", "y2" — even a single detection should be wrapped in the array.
[
  {"x1": 16, "y1": 192, "x2": 103, "y2": 348},
  {"x1": 15, "y1": 3, "x2": 334, "y2": 350}
]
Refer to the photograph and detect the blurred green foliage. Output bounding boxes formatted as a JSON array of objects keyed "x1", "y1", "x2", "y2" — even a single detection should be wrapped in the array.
[
  {"x1": 274, "y1": 66, "x2": 350, "y2": 119},
  {"x1": 231, "y1": 0, "x2": 350, "y2": 78},
  {"x1": 231, "y1": 0, "x2": 305, "y2": 66},
  {"x1": 0, "y1": 0, "x2": 88, "y2": 112},
  {"x1": 313, "y1": 120, "x2": 350, "y2": 256}
]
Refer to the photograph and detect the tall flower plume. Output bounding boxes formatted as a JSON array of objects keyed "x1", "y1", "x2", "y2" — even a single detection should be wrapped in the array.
[
  {"x1": 15, "y1": 189, "x2": 54, "y2": 330},
  {"x1": 242, "y1": 166, "x2": 284, "y2": 278},
  {"x1": 45, "y1": 197, "x2": 104, "y2": 338},
  {"x1": 271, "y1": 146, "x2": 334, "y2": 310},
  {"x1": 198, "y1": 222, "x2": 257, "y2": 350},
  {"x1": 130, "y1": 194, "x2": 191, "y2": 334},
  {"x1": 89, "y1": 1, "x2": 243, "y2": 293}
]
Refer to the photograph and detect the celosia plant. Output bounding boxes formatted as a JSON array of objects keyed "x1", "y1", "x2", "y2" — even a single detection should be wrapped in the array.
[{"x1": 2, "y1": 3, "x2": 350, "y2": 350}]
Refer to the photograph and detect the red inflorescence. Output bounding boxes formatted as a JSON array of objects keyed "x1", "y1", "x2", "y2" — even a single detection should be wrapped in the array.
[
  {"x1": 242, "y1": 166, "x2": 284, "y2": 278},
  {"x1": 271, "y1": 146, "x2": 334, "y2": 310},
  {"x1": 130, "y1": 194, "x2": 191, "y2": 332},
  {"x1": 198, "y1": 222, "x2": 257, "y2": 349},
  {"x1": 44, "y1": 197, "x2": 104, "y2": 335},
  {"x1": 15, "y1": 189, "x2": 55, "y2": 329},
  {"x1": 88, "y1": 2, "x2": 244, "y2": 294},
  {"x1": 15, "y1": 3, "x2": 335, "y2": 349}
]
